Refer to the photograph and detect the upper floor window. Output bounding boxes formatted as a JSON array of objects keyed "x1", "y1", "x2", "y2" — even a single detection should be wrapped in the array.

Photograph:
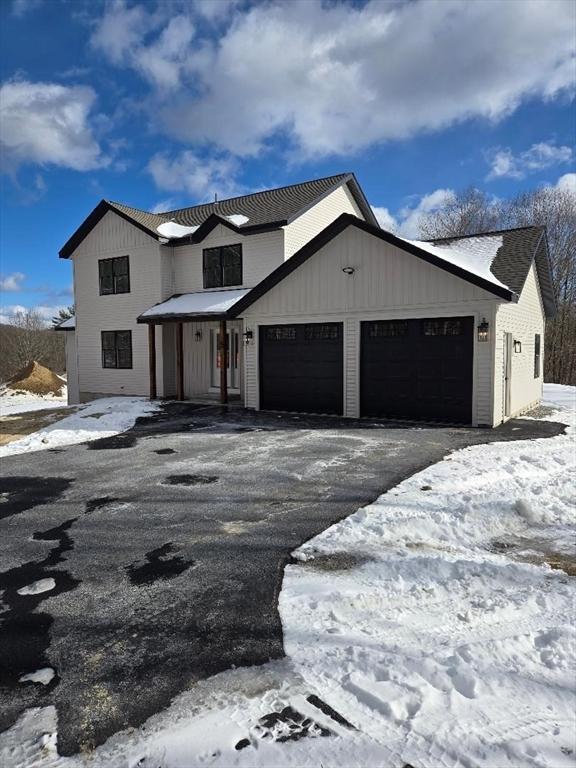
[
  {"x1": 101, "y1": 330, "x2": 132, "y2": 369},
  {"x1": 99, "y1": 256, "x2": 130, "y2": 295},
  {"x1": 534, "y1": 333, "x2": 541, "y2": 378},
  {"x1": 203, "y1": 244, "x2": 242, "y2": 289}
]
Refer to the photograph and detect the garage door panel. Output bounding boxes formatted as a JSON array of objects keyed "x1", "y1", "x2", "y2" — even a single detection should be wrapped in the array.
[
  {"x1": 361, "y1": 316, "x2": 473, "y2": 423},
  {"x1": 260, "y1": 323, "x2": 343, "y2": 415}
]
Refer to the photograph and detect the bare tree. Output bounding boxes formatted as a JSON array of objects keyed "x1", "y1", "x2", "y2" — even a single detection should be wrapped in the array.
[
  {"x1": 0, "y1": 309, "x2": 66, "y2": 382},
  {"x1": 419, "y1": 183, "x2": 576, "y2": 385}
]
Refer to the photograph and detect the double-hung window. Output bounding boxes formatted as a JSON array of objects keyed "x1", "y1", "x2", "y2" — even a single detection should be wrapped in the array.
[
  {"x1": 203, "y1": 245, "x2": 242, "y2": 289},
  {"x1": 101, "y1": 331, "x2": 132, "y2": 369},
  {"x1": 99, "y1": 256, "x2": 130, "y2": 295}
]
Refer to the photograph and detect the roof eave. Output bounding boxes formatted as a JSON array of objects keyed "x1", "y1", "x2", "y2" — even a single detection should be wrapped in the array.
[{"x1": 137, "y1": 312, "x2": 227, "y2": 324}]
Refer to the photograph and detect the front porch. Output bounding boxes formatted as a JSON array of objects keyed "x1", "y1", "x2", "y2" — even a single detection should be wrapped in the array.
[{"x1": 137, "y1": 289, "x2": 250, "y2": 405}]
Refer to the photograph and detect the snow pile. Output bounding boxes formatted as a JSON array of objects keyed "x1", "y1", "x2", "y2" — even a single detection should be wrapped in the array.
[
  {"x1": 226, "y1": 214, "x2": 250, "y2": 226},
  {"x1": 403, "y1": 234, "x2": 509, "y2": 290},
  {"x1": 0, "y1": 386, "x2": 68, "y2": 416},
  {"x1": 0, "y1": 397, "x2": 160, "y2": 457},
  {"x1": 281, "y1": 384, "x2": 576, "y2": 767},
  {"x1": 6, "y1": 360, "x2": 65, "y2": 396},
  {"x1": 157, "y1": 221, "x2": 199, "y2": 239}
]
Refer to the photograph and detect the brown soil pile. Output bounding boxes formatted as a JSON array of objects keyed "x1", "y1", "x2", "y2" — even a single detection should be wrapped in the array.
[{"x1": 7, "y1": 360, "x2": 65, "y2": 396}]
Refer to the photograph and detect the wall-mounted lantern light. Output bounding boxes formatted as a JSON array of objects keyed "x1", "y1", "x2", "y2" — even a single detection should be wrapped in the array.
[
  {"x1": 342, "y1": 266, "x2": 355, "y2": 275},
  {"x1": 195, "y1": 330, "x2": 202, "y2": 342},
  {"x1": 243, "y1": 329, "x2": 254, "y2": 344},
  {"x1": 477, "y1": 318, "x2": 489, "y2": 342},
  {"x1": 514, "y1": 339, "x2": 522, "y2": 353}
]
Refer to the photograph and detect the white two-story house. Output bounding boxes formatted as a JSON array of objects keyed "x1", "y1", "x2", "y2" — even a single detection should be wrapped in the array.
[{"x1": 57, "y1": 173, "x2": 555, "y2": 427}]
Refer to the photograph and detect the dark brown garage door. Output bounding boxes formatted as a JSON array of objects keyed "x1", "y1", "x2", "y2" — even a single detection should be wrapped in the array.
[
  {"x1": 259, "y1": 323, "x2": 343, "y2": 415},
  {"x1": 360, "y1": 317, "x2": 474, "y2": 423}
]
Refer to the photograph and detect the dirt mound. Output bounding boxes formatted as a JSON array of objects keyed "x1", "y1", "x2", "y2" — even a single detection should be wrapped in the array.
[{"x1": 7, "y1": 361, "x2": 65, "y2": 396}]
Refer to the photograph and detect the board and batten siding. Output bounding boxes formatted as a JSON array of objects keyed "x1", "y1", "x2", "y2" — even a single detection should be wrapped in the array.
[
  {"x1": 72, "y1": 211, "x2": 167, "y2": 398},
  {"x1": 493, "y1": 262, "x2": 545, "y2": 423},
  {"x1": 241, "y1": 226, "x2": 505, "y2": 425},
  {"x1": 172, "y1": 226, "x2": 285, "y2": 293},
  {"x1": 283, "y1": 184, "x2": 364, "y2": 259}
]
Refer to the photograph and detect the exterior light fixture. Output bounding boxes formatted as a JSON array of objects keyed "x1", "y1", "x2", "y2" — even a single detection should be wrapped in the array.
[
  {"x1": 243, "y1": 329, "x2": 254, "y2": 344},
  {"x1": 514, "y1": 339, "x2": 522, "y2": 353},
  {"x1": 195, "y1": 330, "x2": 202, "y2": 342},
  {"x1": 477, "y1": 318, "x2": 489, "y2": 342},
  {"x1": 342, "y1": 266, "x2": 355, "y2": 275}
]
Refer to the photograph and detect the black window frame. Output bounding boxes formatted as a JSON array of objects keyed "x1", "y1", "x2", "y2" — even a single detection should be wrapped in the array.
[
  {"x1": 99, "y1": 256, "x2": 130, "y2": 296},
  {"x1": 534, "y1": 333, "x2": 541, "y2": 378},
  {"x1": 202, "y1": 244, "x2": 243, "y2": 289},
  {"x1": 101, "y1": 330, "x2": 133, "y2": 369}
]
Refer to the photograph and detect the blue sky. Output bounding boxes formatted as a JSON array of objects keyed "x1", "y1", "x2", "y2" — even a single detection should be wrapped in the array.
[{"x1": 0, "y1": 0, "x2": 574, "y2": 322}]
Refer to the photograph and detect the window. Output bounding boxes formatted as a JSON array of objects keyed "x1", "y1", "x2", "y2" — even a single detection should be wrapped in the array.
[
  {"x1": 423, "y1": 319, "x2": 463, "y2": 336},
  {"x1": 304, "y1": 324, "x2": 340, "y2": 341},
  {"x1": 101, "y1": 331, "x2": 132, "y2": 369},
  {"x1": 534, "y1": 333, "x2": 541, "y2": 378},
  {"x1": 368, "y1": 321, "x2": 408, "y2": 338},
  {"x1": 203, "y1": 244, "x2": 242, "y2": 288},
  {"x1": 99, "y1": 256, "x2": 130, "y2": 295},
  {"x1": 265, "y1": 326, "x2": 296, "y2": 341}
]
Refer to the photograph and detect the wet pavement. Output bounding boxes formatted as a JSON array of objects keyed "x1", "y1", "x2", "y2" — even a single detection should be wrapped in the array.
[{"x1": 0, "y1": 403, "x2": 565, "y2": 754}]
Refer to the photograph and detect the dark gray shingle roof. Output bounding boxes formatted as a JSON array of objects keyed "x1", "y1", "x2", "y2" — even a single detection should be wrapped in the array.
[{"x1": 431, "y1": 226, "x2": 556, "y2": 318}]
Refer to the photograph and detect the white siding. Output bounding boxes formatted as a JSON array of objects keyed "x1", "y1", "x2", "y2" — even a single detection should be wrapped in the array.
[
  {"x1": 64, "y1": 331, "x2": 80, "y2": 404},
  {"x1": 283, "y1": 184, "x2": 364, "y2": 258},
  {"x1": 173, "y1": 226, "x2": 284, "y2": 293},
  {"x1": 241, "y1": 226, "x2": 504, "y2": 425},
  {"x1": 72, "y1": 211, "x2": 167, "y2": 398},
  {"x1": 493, "y1": 263, "x2": 545, "y2": 423}
]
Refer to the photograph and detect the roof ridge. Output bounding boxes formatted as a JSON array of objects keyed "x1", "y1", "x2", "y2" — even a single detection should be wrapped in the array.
[
  {"x1": 428, "y1": 224, "x2": 543, "y2": 242},
  {"x1": 159, "y1": 173, "x2": 352, "y2": 215}
]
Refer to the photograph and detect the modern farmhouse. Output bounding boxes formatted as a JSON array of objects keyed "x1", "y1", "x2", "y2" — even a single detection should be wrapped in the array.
[{"x1": 57, "y1": 173, "x2": 555, "y2": 427}]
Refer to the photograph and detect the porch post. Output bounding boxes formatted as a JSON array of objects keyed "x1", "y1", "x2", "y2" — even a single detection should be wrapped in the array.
[
  {"x1": 176, "y1": 322, "x2": 184, "y2": 401},
  {"x1": 219, "y1": 318, "x2": 228, "y2": 404},
  {"x1": 148, "y1": 323, "x2": 157, "y2": 400}
]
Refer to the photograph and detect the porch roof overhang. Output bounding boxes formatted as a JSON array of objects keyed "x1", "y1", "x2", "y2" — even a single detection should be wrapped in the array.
[{"x1": 137, "y1": 288, "x2": 250, "y2": 324}]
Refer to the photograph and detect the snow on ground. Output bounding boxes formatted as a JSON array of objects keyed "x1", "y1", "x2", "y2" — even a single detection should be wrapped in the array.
[
  {"x1": 0, "y1": 397, "x2": 160, "y2": 457},
  {"x1": 1, "y1": 385, "x2": 574, "y2": 768},
  {"x1": 543, "y1": 382, "x2": 576, "y2": 410},
  {"x1": 0, "y1": 386, "x2": 68, "y2": 416}
]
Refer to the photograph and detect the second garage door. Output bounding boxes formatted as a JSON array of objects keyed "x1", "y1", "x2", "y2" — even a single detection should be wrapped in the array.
[
  {"x1": 260, "y1": 322, "x2": 343, "y2": 415},
  {"x1": 360, "y1": 316, "x2": 474, "y2": 423}
]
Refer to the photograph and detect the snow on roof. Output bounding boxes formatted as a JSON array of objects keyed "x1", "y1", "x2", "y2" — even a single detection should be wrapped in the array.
[
  {"x1": 56, "y1": 316, "x2": 75, "y2": 330},
  {"x1": 400, "y1": 234, "x2": 509, "y2": 291},
  {"x1": 225, "y1": 214, "x2": 250, "y2": 226},
  {"x1": 140, "y1": 289, "x2": 251, "y2": 319},
  {"x1": 156, "y1": 221, "x2": 200, "y2": 239}
]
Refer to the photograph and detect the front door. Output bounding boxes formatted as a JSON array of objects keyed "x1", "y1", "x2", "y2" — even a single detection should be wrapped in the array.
[{"x1": 211, "y1": 329, "x2": 240, "y2": 392}]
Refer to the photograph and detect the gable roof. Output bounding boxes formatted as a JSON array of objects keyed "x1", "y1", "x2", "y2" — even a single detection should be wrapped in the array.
[
  {"x1": 430, "y1": 226, "x2": 556, "y2": 318},
  {"x1": 59, "y1": 173, "x2": 377, "y2": 258},
  {"x1": 230, "y1": 215, "x2": 557, "y2": 318}
]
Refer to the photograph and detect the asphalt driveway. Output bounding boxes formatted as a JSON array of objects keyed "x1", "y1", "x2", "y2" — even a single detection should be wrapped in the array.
[{"x1": 0, "y1": 403, "x2": 565, "y2": 754}]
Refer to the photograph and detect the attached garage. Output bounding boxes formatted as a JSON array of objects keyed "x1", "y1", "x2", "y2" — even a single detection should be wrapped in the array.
[
  {"x1": 259, "y1": 322, "x2": 343, "y2": 415},
  {"x1": 360, "y1": 316, "x2": 474, "y2": 423}
]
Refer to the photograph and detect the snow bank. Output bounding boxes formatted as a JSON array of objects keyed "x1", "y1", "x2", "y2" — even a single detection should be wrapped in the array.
[
  {"x1": 0, "y1": 397, "x2": 160, "y2": 457},
  {"x1": 0, "y1": 386, "x2": 68, "y2": 416},
  {"x1": 281, "y1": 388, "x2": 576, "y2": 767}
]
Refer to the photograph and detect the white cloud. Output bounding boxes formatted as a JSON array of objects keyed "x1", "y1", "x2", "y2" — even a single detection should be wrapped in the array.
[
  {"x1": 0, "y1": 304, "x2": 66, "y2": 326},
  {"x1": 147, "y1": 151, "x2": 243, "y2": 201},
  {"x1": 109, "y1": 0, "x2": 576, "y2": 158},
  {"x1": 0, "y1": 79, "x2": 108, "y2": 172},
  {"x1": 0, "y1": 272, "x2": 25, "y2": 292},
  {"x1": 372, "y1": 188, "x2": 456, "y2": 238},
  {"x1": 91, "y1": 1, "x2": 195, "y2": 91},
  {"x1": 12, "y1": 0, "x2": 42, "y2": 17},
  {"x1": 555, "y1": 173, "x2": 576, "y2": 195},
  {"x1": 487, "y1": 141, "x2": 573, "y2": 179}
]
